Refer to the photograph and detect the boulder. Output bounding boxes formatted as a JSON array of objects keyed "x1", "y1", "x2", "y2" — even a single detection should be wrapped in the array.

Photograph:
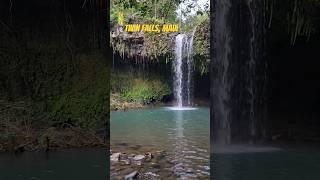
[
  {"x1": 125, "y1": 171, "x2": 138, "y2": 180},
  {"x1": 110, "y1": 153, "x2": 121, "y2": 162},
  {"x1": 133, "y1": 155, "x2": 145, "y2": 161}
]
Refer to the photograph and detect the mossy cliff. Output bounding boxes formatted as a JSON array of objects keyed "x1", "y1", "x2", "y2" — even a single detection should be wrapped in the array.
[
  {"x1": 111, "y1": 70, "x2": 171, "y2": 111},
  {"x1": 110, "y1": 20, "x2": 209, "y2": 109},
  {"x1": 0, "y1": 0, "x2": 108, "y2": 152},
  {"x1": 110, "y1": 19, "x2": 210, "y2": 71}
]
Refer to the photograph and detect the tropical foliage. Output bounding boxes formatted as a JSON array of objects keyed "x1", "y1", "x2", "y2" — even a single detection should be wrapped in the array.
[
  {"x1": 111, "y1": 71, "x2": 171, "y2": 105},
  {"x1": 110, "y1": 0, "x2": 210, "y2": 74}
]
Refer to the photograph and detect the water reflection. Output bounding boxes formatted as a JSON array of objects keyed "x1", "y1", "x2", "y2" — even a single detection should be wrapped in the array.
[
  {"x1": 173, "y1": 110, "x2": 185, "y2": 176},
  {"x1": 212, "y1": 145, "x2": 320, "y2": 180}
]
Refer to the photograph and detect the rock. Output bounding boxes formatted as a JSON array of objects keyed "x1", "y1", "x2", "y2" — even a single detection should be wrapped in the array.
[
  {"x1": 145, "y1": 172, "x2": 159, "y2": 177},
  {"x1": 155, "y1": 151, "x2": 167, "y2": 160},
  {"x1": 121, "y1": 159, "x2": 131, "y2": 165},
  {"x1": 145, "y1": 152, "x2": 153, "y2": 159},
  {"x1": 151, "y1": 163, "x2": 161, "y2": 169},
  {"x1": 14, "y1": 146, "x2": 25, "y2": 154},
  {"x1": 111, "y1": 153, "x2": 121, "y2": 162},
  {"x1": 186, "y1": 168, "x2": 194, "y2": 173},
  {"x1": 135, "y1": 161, "x2": 142, "y2": 166},
  {"x1": 133, "y1": 155, "x2": 145, "y2": 161},
  {"x1": 139, "y1": 172, "x2": 160, "y2": 179},
  {"x1": 125, "y1": 171, "x2": 138, "y2": 180},
  {"x1": 128, "y1": 154, "x2": 136, "y2": 159},
  {"x1": 120, "y1": 167, "x2": 135, "y2": 175}
]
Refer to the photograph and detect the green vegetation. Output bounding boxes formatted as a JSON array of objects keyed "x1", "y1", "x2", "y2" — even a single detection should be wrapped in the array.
[
  {"x1": 110, "y1": 1, "x2": 210, "y2": 108},
  {"x1": 111, "y1": 0, "x2": 210, "y2": 74},
  {"x1": 266, "y1": 0, "x2": 320, "y2": 44},
  {"x1": 0, "y1": 1, "x2": 108, "y2": 152},
  {"x1": 121, "y1": 78, "x2": 170, "y2": 103},
  {"x1": 0, "y1": 47, "x2": 108, "y2": 152},
  {"x1": 110, "y1": 0, "x2": 180, "y2": 60},
  {"x1": 193, "y1": 16, "x2": 210, "y2": 74},
  {"x1": 0, "y1": 34, "x2": 108, "y2": 129},
  {"x1": 111, "y1": 71, "x2": 171, "y2": 110},
  {"x1": 46, "y1": 52, "x2": 109, "y2": 129},
  {"x1": 110, "y1": 0, "x2": 181, "y2": 26}
]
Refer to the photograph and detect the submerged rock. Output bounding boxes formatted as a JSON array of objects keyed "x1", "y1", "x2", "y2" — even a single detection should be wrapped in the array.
[
  {"x1": 133, "y1": 155, "x2": 145, "y2": 161},
  {"x1": 111, "y1": 146, "x2": 179, "y2": 179},
  {"x1": 145, "y1": 172, "x2": 159, "y2": 177},
  {"x1": 128, "y1": 154, "x2": 136, "y2": 159},
  {"x1": 135, "y1": 161, "x2": 142, "y2": 166},
  {"x1": 111, "y1": 153, "x2": 121, "y2": 162},
  {"x1": 139, "y1": 172, "x2": 160, "y2": 179},
  {"x1": 121, "y1": 159, "x2": 131, "y2": 165},
  {"x1": 145, "y1": 152, "x2": 153, "y2": 160},
  {"x1": 125, "y1": 171, "x2": 138, "y2": 180}
]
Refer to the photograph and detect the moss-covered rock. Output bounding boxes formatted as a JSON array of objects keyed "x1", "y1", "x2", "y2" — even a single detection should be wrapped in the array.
[
  {"x1": 111, "y1": 71, "x2": 171, "y2": 110},
  {"x1": 46, "y1": 52, "x2": 109, "y2": 129},
  {"x1": 194, "y1": 18, "x2": 210, "y2": 74}
]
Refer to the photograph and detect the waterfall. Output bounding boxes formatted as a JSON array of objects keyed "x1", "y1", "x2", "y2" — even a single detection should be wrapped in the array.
[
  {"x1": 174, "y1": 34, "x2": 185, "y2": 107},
  {"x1": 212, "y1": 0, "x2": 267, "y2": 144},
  {"x1": 187, "y1": 28, "x2": 196, "y2": 106},
  {"x1": 212, "y1": 0, "x2": 232, "y2": 144},
  {"x1": 174, "y1": 31, "x2": 196, "y2": 107}
]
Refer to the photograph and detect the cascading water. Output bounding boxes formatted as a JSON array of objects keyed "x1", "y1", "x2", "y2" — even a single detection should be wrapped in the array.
[
  {"x1": 187, "y1": 28, "x2": 196, "y2": 106},
  {"x1": 168, "y1": 28, "x2": 210, "y2": 178},
  {"x1": 174, "y1": 31, "x2": 196, "y2": 107},
  {"x1": 212, "y1": 0, "x2": 267, "y2": 144},
  {"x1": 174, "y1": 34, "x2": 185, "y2": 107}
]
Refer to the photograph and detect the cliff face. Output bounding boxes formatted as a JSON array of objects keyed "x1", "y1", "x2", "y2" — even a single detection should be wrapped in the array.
[
  {"x1": 110, "y1": 20, "x2": 210, "y2": 74},
  {"x1": 111, "y1": 25, "x2": 177, "y2": 62},
  {"x1": 0, "y1": 0, "x2": 109, "y2": 151},
  {"x1": 210, "y1": 0, "x2": 320, "y2": 144}
]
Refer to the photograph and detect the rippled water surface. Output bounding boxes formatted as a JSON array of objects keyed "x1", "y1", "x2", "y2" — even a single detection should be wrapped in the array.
[
  {"x1": 111, "y1": 107, "x2": 210, "y2": 178},
  {"x1": 212, "y1": 145, "x2": 320, "y2": 180},
  {"x1": 0, "y1": 149, "x2": 107, "y2": 180}
]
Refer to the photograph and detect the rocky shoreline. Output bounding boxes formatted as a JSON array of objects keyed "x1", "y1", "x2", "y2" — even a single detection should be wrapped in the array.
[
  {"x1": 110, "y1": 93, "x2": 170, "y2": 111},
  {"x1": 111, "y1": 97, "x2": 210, "y2": 112},
  {"x1": 0, "y1": 99, "x2": 107, "y2": 153},
  {"x1": 110, "y1": 149, "x2": 176, "y2": 179},
  {"x1": 110, "y1": 142, "x2": 209, "y2": 180},
  {"x1": 0, "y1": 127, "x2": 106, "y2": 153}
]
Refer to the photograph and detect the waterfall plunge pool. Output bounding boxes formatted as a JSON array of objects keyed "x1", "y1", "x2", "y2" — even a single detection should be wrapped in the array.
[
  {"x1": 111, "y1": 107, "x2": 210, "y2": 179},
  {"x1": 165, "y1": 106, "x2": 199, "y2": 111}
]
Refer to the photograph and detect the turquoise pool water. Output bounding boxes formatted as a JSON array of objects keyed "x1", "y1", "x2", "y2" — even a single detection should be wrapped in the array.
[{"x1": 111, "y1": 107, "x2": 210, "y2": 178}]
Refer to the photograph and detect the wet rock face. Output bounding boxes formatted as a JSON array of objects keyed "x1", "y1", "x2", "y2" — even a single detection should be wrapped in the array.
[
  {"x1": 212, "y1": 0, "x2": 267, "y2": 144},
  {"x1": 111, "y1": 25, "x2": 178, "y2": 61}
]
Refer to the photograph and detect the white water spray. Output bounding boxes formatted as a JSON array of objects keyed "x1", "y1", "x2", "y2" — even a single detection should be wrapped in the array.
[
  {"x1": 187, "y1": 28, "x2": 196, "y2": 106},
  {"x1": 174, "y1": 34, "x2": 185, "y2": 107},
  {"x1": 174, "y1": 31, "x2": 196, "y2": 107},
  {"x1": 212, "y1": 0, "x2": 266, "y2": 144}
]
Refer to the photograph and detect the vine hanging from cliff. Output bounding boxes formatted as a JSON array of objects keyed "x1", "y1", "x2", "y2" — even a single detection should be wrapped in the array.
[{"x1": 265, "y1": 0, "x2": 320, "y2": 45}]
